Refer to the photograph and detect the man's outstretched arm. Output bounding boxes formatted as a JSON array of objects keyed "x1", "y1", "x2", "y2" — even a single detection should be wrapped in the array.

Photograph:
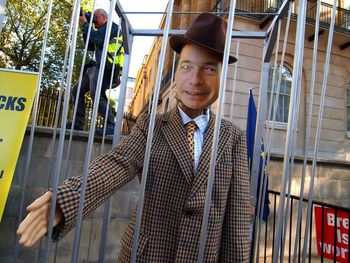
[{"x1": 16, "y1": 191, "x2": 63, "y2": 247}]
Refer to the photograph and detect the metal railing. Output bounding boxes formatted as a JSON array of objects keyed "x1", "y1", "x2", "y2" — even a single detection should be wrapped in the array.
[
  {"x1": 31, "y1": 87, "x2": 136, "y2": 134},
  {"x1": 212, "y1": 0, "x2": 350, "y2": 32},
  {"x1": 306, "y1": 0, "x2": 350, "y2": 32},
  {"x1": 256, "y1": 190, "x2": 350, "y2": 262},
  {"x1": 212, "y1": 0, "x2": 282, "y2": 14}
]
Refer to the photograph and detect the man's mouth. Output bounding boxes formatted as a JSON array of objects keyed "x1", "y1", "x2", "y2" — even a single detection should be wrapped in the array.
[{"x1": 185, "y1": 91, "x2": 207, "y2": 96}]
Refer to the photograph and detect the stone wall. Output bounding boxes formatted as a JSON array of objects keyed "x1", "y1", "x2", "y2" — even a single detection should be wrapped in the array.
[
  {"x1": 0, "y1": 128, "x2": 139, "y2": 262},
  {"x1": 1, "y1": 128, "x2": 349, "y2": 262}
]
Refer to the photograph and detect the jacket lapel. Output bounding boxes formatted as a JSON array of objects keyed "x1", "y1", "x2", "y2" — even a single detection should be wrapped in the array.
[
  {"x1": 161, "y1": 108, "x2": 194, "y2": 184},
  {"x1": 190, "y1": 112, "x2": 232, "y2": 198}
]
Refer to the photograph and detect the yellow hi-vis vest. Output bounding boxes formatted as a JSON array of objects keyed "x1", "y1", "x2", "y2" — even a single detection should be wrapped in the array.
[{"x1": 107, "y1": 36, "x2": 124, "y2": 72}]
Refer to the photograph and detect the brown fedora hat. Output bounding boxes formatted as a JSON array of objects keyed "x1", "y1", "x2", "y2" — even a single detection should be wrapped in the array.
[{"x1": 169, "y1": 13, "x2": 237, "y2": 64}]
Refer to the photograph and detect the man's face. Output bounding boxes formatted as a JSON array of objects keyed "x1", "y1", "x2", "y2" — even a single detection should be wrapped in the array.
[
  {"x1": 175, "y1": 44, "x2": 221, "y2": 118},
  {"x1": 94, "y1": 12, "x2": 107, "y2": 29}
]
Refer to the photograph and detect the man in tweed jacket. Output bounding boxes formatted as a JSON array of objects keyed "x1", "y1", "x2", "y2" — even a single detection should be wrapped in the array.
[{"x1": 17, "y1": 13, "x2": 251, "y2": 262}]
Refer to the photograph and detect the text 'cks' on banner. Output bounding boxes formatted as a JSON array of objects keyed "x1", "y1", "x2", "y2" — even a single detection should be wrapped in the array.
[{"x1": 0, "y1": 69, "x2": 38, "y2": 222}]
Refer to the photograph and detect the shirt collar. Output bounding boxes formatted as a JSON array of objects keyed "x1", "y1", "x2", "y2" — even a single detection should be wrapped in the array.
[{"x1": 178, "y1": 106, "x2": 210, "y2": 133}]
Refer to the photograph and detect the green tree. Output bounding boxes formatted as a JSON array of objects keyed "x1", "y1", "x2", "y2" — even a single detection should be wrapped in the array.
[{"x1": 0, "y1": 0, "x2": 85, "y2": 88}]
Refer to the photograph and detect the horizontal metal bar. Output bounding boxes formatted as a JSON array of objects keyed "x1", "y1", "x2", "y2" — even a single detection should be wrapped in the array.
[
  {"x1": 123, "y1": 11, "x2": 279, "y2": 16},
  {"x1": 115, "y1": 0, "x2": 133, "y2": 32},
  {"x1": 132, "y1": 29, "x2": 267, "y2": 39},
  {"x1": 268, "y1": 189, "x2": 350, "y2": 212}
]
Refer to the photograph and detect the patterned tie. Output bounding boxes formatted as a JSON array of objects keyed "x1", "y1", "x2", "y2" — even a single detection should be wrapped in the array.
[{"x1": 187, "y1": 121, "x2": 197, "y2": 171}]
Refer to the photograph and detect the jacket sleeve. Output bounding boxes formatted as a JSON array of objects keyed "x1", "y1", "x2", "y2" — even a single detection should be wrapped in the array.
[
  {"x1": 219, "y1": 130, "x2": 251, "y2": 262},
  {"x1": 81, "y1": 22, "x2": 119, "y2": 48},
  {"x1": 52, "y1": 114, "x2": 149, "y2": 241}
]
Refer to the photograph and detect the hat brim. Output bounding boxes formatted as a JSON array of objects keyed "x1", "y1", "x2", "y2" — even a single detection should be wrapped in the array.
[{"x1": 169, "y1": 35, "x2": 237, "y2": 64}]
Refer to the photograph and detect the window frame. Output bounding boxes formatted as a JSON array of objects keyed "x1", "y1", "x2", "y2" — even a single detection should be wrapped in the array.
[{"x1": 266, "y1": 64, "x2": 293, "y2": 129}]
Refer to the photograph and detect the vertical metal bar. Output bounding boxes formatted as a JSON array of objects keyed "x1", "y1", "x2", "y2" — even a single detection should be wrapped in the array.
[
  {"x1": 13, "y1": 0, "x2": 55, "y2": 260},
  {"x1": 229, "y1": 39, "x2": 240, "y2": 122},
  {"x1": 62, "y1": 0, "x2": 98, "y2": 180},
  {"x1": 98, "y1": 53, "x2": 133, "y2": 263},
  {"x1": 100, "y1": 16, "x2": 122, "y2": 143},
  {"x1": 280, "y1": 223, "x2": 283, "y2": 262},
  {"x1": 282, "y1": 62, "x2": 304, "y2": 259},
  {"x1": 272, "y1": 0, "x2": 307, "y2": 260},
  {"x1": 113, "y1": 53, "x2": 132, "y2": 145},
  {"x1": 272, "y1": 193, "x2": 277, "y2": 261},
  {"x1": 293, "y1": 1, "x2": 322, "y2": 261},
  {"x1": 264, "y1": 205, "x2": 268, "y2": 263},
  {"x1": 289, "y1": 199, "x2": 293, "y2": 262},
  {"x1": 301, "y1": 1, "x2": 337, "y2": 261},
  {"x1": 348, "y1": 211, "x2": 350, "y2": 263},
  {"x1": 34, "y1": 241, "x2": 41, "y2": 263},
  {"x1": 321, "y1": 205, "x2": 324, "y2": 262},
  {"x1": 43, "y1": 0, "x2": 82, "y2": 261},
  {"x1": 254, "y1": 5, "x2": 292, "y2": 262},
  {"x1": 254, "y1": 19, "x2": 282, "y2": 263},
  {"x1": 251, "y1": 56, "x2": 269, "y2": 262},
  {"x1": 299, "y1": 209, "x2": 302, "y2": 263},
  {"x1": 38, "y1": 4, "x2": 77, "y2": 262},
  {"x1": 264, "y1": 3, "x2": 292, "y2": 187},
  {"x1": 266, "y1": 19, "x2": 282, "y2": 125},
  {"x1": 130, "y1": 1, "x2": 175, "y2": 262},
  {"x1": 333, "y1": 209, "x2": 337, "y2": 262},
  {"x1": 148, "y1": 43, "x2": 158, "y2": 113},
  {"x1": 97, "y1": 42, "x2": 132, "y2": 262},
  {"x1": 53, "y1": 242, "x2": 58, "y2": 263},
  {"x1": 171, "y1": 51, "x2": 176, "y2": 84},
  {"x1": 348, "y1": 211, "x2": 349, "y2": 263},
  {"x1": 69, "y1": 0, "x2": 119, "y2": 262},
  {"x1": 46, "y1": 0, "x2": 76, "y2": 192},
  {"x1": 86, "y1": 218, "x2": 94, "y2": 262},
  {"x1": 308, "y1": 205, "x2": 312, "y2": 263},
  {"x1": 197, "y1": 1, "x2": 237, "y2": 261}
]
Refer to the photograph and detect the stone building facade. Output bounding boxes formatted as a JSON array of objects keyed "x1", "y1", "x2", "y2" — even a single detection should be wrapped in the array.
[
  {"x1": 129, "y1": 0, "x2": 350, "y2": 206},
  {"x1": 128, "y1": 1, "x2": 350, "y2": 259}
]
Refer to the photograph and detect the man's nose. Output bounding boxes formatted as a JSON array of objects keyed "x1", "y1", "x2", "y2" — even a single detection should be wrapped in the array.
[{"x1": 189, "y1": 67, "x2": 204, "y2": 85}]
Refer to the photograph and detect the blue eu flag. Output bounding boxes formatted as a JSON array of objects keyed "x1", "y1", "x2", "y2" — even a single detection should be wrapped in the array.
[{"x1": 246, "y1": 89, "x2": 270, "y2": 221}]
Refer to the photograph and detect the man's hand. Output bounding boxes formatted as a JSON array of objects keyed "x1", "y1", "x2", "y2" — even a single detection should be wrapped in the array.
[
  {"x1": 79, "y1": 11, "x2": 87, "y2": 25},
  {"x1": 16, "y1": 191, "x2": 63, "y2": 247}
]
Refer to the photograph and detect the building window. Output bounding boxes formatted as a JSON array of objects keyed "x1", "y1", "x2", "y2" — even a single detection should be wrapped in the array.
[
  {"x1": 268, "y1": 65, "x2": 292, "y2": 123},
  {"x1": 347, "y1": 82, "x2": 350, "y2": 133}
]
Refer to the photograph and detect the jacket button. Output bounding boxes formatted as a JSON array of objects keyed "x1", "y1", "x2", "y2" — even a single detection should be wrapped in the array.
[{"x1": 184, "y1": 210, "x2": 194, "y2": 216}]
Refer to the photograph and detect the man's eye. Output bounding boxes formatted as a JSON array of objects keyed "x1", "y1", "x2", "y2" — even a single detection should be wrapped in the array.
[
  {"x1": 203, "y1": 66, "x2": 217, "y2": 73},
  {"x1": 180, "y1": 65, "x2": 192, "y2": 71}
]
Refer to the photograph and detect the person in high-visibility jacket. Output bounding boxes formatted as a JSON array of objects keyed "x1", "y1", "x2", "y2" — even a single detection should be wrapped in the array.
[
  {"x1": 67, "y1": 8, "x2": 123, "y2": 135},
  {"x1": 106, "y1": 35, "x2": 124, "y2": 88}
]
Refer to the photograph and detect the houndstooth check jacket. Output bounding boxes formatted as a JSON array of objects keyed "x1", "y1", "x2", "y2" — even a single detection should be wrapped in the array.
[{"x1": 52, "y1": 107, "x2": 251, "y2": 262}]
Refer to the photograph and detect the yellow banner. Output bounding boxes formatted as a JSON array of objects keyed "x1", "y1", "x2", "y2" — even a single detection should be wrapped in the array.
[{"x1": 0, "y1": 69, "x2": 38, "y2": 222}]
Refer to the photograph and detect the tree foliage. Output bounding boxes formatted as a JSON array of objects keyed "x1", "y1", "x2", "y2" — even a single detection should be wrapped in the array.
[{"x1": 0, "y1": 0, "x2": 85, "y2": 88}]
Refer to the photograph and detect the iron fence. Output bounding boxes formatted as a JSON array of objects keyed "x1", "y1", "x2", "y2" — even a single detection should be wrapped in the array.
[
  {"x1": 307, "y1": 0, "x2": 350, "y2": 32},
  {"x1": 212, "y1": 0, "x2": 350, "y2": 32},
  {"x1": 256, "y1": 189, "x2": 350, "y2": 262},
  {"x1": 31, "y1": 87, "x2": 136, "y2": 134}
]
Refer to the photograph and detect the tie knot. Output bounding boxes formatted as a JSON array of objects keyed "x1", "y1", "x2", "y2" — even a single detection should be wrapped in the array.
[{"x1": 187, "y1": 121, "x2": 198, "y2": 133}]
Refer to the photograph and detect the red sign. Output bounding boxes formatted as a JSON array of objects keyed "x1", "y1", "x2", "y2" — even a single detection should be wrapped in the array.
[{"x1": 314, "y1": 206, "x2": 349, "y2": 263}]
